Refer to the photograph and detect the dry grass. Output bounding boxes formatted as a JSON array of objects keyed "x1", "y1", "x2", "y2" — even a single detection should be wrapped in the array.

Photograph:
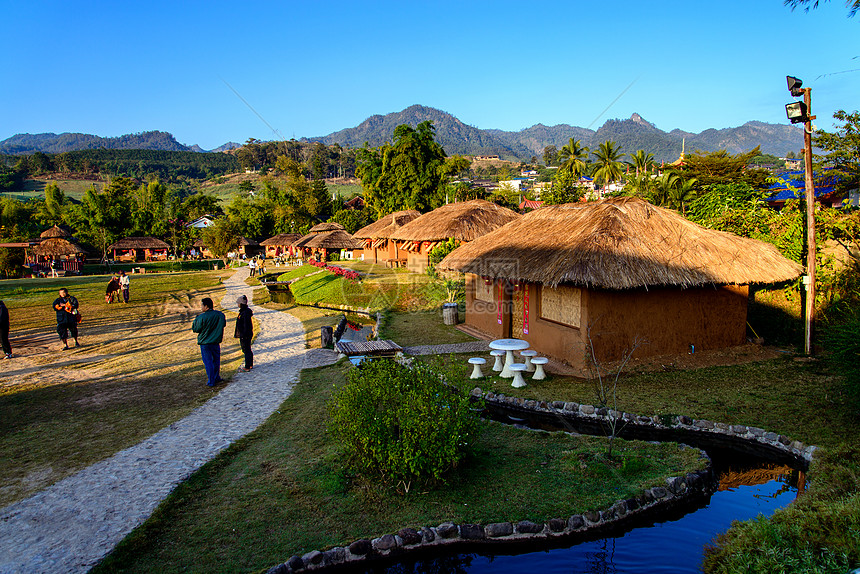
[{"x1": 0, "y1": 271, "x2": 240, "y2": 506}]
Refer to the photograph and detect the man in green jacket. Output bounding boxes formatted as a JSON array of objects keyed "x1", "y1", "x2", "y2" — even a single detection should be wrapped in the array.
[{"x1": 192, "y1": 297, "x2": 226, "y2": 387}]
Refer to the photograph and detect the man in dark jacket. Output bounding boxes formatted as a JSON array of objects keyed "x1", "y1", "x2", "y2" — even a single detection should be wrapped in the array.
[
  {"x1": 235, "y1": 295, "x2": 253, "y2": 371},
  {"x1": 0, "y1": 300, "x2": 11, "y2": 359},
  {"x1": 52, "y1": 288, "x2": 79, "y2": 350},
  {"x1": 192, "y1": 297, "x2": 226, "y2": 387}
]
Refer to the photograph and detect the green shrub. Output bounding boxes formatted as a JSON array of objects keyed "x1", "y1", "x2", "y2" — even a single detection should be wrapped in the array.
[
  {"x1": 328, "y1": 360, "x2": 479, "y2": 490},
  {"x1": 822, "y1": 310, "x2": 860, "y2": 411}
]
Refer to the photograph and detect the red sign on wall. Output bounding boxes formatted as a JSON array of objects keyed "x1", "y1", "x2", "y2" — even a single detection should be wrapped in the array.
[{"x1": 523, "y1": 285, "x2": 529, "y2": 335}]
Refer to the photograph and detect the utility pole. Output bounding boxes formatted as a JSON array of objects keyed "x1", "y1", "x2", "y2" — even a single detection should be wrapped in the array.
[
  {"x1": 785, "y1": 76, "x2": 816, "y2": 355},
  {"x1": 802, "y1": 86, "x2": 816, "y2": 356}
]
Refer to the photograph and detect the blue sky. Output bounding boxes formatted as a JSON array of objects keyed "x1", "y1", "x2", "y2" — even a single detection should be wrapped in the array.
[{"x1": 3, "y1": 1, "x2": 858, "y2": 150}]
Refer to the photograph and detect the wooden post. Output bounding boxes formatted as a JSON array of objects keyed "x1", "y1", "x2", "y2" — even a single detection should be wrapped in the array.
[{"x1": 803, "y1": 87, "x2": 816, "y2": 356}]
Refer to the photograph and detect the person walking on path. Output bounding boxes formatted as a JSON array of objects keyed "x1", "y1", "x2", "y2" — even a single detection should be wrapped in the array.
[
  {"x1": 235, "y1": 294, "x2": 253, "y2": 371},
  {"x1": 192, "y1": 297, "x2": 226, "y2": 387},
  {"x1": 52, "y1": 288, "x2": 80, "y2": 349},
  {"x1": 0, "y1": 300, "x2": 11, "y2": 359},
  {"x1": 49, "y1": 259, "x2": 59, "y2": 278},
  {"x1": 119, "y1": 270, "x2": 130, "y2": 303},
  {"x1": 248, "y1": 257, "x2": 257, "y2": 277}
]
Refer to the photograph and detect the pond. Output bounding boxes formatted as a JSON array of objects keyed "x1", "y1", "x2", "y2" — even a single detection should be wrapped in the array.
[{"x1": 361, "y1": 454, "x2": 801, "y2": 573}]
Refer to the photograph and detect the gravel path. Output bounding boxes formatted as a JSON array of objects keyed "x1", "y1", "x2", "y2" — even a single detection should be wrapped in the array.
[{"x1": 0, "y1": 268, "x2": 307, "y2": 574}]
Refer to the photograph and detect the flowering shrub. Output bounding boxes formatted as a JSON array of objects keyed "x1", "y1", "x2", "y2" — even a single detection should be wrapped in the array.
[
  {"x1": 328, "y1": 360, "x2": 478, "y2": 488},
  {"x1": 309, "y1": 260, "x2": 360, "y2": 282}
]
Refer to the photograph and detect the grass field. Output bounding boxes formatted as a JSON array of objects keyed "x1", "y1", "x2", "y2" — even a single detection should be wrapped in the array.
[
  {"x1": 0, "y1": 270, "x2": 237, "y2": 506},
  {"x1": 91, "y1": 361, "x2": 706, "y2": 573}
]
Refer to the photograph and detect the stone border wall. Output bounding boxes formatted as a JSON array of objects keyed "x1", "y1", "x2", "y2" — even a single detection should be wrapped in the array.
[
  {"x1": 266, "y1": 386, "x2": 817, "y2": 574},
  {"x1": 471, "y1": 387, "x2": 816, "y2": 470},
  {"x1": 267, "y1": 437, "x2": 714, "y2": 573}
]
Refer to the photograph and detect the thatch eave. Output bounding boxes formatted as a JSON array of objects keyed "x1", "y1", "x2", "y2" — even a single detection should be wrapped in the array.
[
  {"x1": 353, "y1": 210, "x2": 421, "y2": 240},
  {"x1": 390, "y1": 200, "x2": 519, "y2": 242},
  {"x1": 439, "y1": 198, "x2": 803, "y2": 289}
]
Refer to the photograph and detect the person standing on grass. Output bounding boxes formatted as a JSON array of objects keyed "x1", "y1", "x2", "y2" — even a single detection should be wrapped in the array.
[
  {"x1": 0, "y1": 300, "x2": 11, "y2": 359},
  {"x1": 234, "y1": 294, "x2": 253, "y2": 372},
  {"x1": 119, "y1": 270, "x2": 130, "y2": 303},
  {"x1": 192, "y1": 297, "x2": 226, "y2": 387},
  {"x1": 52, "y1": 288, "x2": 79, "y2": 350}
]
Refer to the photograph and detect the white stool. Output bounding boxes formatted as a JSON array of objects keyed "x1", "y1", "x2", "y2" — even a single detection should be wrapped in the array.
[
  {"x1": 509, "y1": 363, "x2": 527, "y2": 388},
  {"x1": 531, "y1": 357, "x2": 548, "y2": 380},
  {"x1": 490, "y1": 350, "x2": 505, "y2": 372},
  {"x1": 468, "y1": 357, "x2": 486, "y2": 379},
  {"x1": 520, "y1": 349, "x2": 537, "y2": 372}
]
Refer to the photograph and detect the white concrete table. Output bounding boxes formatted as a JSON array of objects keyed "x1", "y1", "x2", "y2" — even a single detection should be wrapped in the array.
[{"x1": 489, "y1": 338, "x2": 531, "y2": 378}]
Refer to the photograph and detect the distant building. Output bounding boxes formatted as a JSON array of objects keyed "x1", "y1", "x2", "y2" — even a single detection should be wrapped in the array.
[
  {"x1": 186, "y1": 215, "x2": 216, "y2": 229},
  {"x1": 474, "y1": 155, "x2": 500, "y2": 161},
  {"x1": 784, "y1": 158, "x2": 803, "y2": 170},
  {"x1": 766, "y1": 169, "x2": 847, "y2": 208}
]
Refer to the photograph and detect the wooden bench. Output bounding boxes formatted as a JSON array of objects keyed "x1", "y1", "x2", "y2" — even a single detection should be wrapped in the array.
[{"x1": 335, "y1": 339, "x2": 403, "y2": 358}]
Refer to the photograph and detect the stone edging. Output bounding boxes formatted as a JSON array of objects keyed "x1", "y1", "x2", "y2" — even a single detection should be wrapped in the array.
[
  {"x1": 470, "y1": 387, "x2": 817, "y2": 469},
  {"x1": 267, "y1": 437, "x2": 714, "y2": 573}
]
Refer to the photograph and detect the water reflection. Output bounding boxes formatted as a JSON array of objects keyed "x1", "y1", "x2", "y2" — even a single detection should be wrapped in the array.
[{"x1": 363, "y1": 462, "x2": 799, "y2": 574}]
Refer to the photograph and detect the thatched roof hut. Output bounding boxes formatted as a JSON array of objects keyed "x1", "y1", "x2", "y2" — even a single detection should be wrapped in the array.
[
  {"x1": 108, "y1": 237, "x2": 170, "y2": 251},
  {"x1": 293, "y1": 222, "x2": 346, "y2": 249},
  {"x1": 354, "y1": 210, "x2": 421, "y2": 240},
  {"x1": 261, "y1": 233, "x2": 302, "y2": 246},
  {"x1": 31, "y1": 237, "x2": 87, "y2": 258},
  {"x1": 440, "y1": 197, "x2": 803, "y2": 373},
  {"x1": 302, "y1": 230, "x2": 362, "y2": 250},
  {"x1": 107, "y1": 237, "x2": 170, "y2": 262},
  {"x1": 39, "y1": 225, "x2": 72, "y2": 239},
  {"x1": 390, "y1": 200, "x2": 519, "y2": 243},
  {"x1": 440, "y1": 197, "x2": 802, "y2": 288}
]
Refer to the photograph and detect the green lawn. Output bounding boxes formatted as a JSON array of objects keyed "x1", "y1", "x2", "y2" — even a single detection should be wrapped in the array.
[{"x1": 91, "y1": 361, "x2": 705, "y2": 574}]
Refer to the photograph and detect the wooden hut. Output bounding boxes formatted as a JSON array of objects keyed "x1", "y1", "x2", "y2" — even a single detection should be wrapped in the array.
[
  {"x1": 440, "y1": 197, "x2": 803, "y2": 374},
  {"x1": 261, "y1": 233, "x2": 302, "y2": 259},
  {"x1": 353, "y1": 209, "x2": 421, "y2": 265},
  {"x1": 236, "y1": 236, "x2": 263, "y2": 258},
  {"x1": 107, "y1": 237, "x2": 170, "y2": 262},
  {"x1": 293, "y1": 223, "x2": 361, "y2": 261},
  {"x1": 29, "y1": 226, "x2": 87, "y2": 273},
  {"x1": 192, "y1": 238, "x2": 213, "y2": 259},
  {"x1": 390, "y1": 200, "x2": 520, "y2": 273}
]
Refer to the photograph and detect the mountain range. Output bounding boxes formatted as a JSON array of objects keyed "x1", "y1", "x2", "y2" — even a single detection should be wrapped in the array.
[{"x1": 1, "y1": 105, "x2": 803, "y2": 162}]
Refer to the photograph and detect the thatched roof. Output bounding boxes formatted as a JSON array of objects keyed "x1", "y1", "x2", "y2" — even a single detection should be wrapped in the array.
[
  {"x1": 193, "y1": 238, "x2": 208, "y2": 248},
  {"x1": 439, "y1": 197, "x2": 803, "y2": 289},
  {"x1": 390, "y1": 200, "x2": 520, "y2": 242},
  {"x1": 353, "y1": 210, "x2": 421, "y2": 240},
  {"x1": 301, "y1": 230, "x2": 362, "y2": 250},
  {"x1": 32, "y1": 237, "x2": 87, "y2": 257},
  {"x1": 39, "y1": 225, "x2": 72, "y2": 239},
  {"x1": 237, "y1": 236, "x2": 259, "y2": 246},
  {"x1": 309, "y1": 222, "x2": 345, "y2": 233},
  {"x1": 261, "y1": 233, "x2": 302, "y2": 246},
  {"x1": 107, "y1": 237, "x2": 170, "y2": 250}
]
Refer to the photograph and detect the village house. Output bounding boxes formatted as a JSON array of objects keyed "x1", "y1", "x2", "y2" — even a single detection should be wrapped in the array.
[{"x1": 440, "y1": 197, "x2": 803, "y2": 375}]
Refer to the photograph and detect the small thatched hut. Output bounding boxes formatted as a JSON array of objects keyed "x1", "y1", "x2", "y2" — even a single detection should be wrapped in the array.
[
  {"x1": 390, "y1": 200, "x2": 520, "y2": 273},
  {"x1": 236, "y1": 236, "x2": 263, "y2": 258},
  {"x1": 39, "y1": 225, "x2": 73, "y2": 239},
  {"x1": 192, "y1": 238, "x2": 212, "y2": 259},
  {"x1": 353, "y1": 209, "x2": 421, "y2": 265},
  {"x1": 293, "y1": 223, "x2": 360, "y2": 261},
  {"x1": 261, "y1": 233, "x2": 302, "y2": 259},
  {"x1": 108, "y1": 237, "x2": 170, "y2": 262},
  {"x1": 440, "y1": 197, "x2": 803, "y2": 373}
]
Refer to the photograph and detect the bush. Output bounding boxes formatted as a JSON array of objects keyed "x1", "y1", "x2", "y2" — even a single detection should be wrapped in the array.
[
  {"x1": 822, "y1": 310, "x2": 860, "y2": 411},
  {"x1": 328, "y1": 360, "x2": 478, "y2": 490}
]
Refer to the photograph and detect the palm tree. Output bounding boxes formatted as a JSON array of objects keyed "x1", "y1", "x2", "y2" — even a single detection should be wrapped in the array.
[
  {"x1": 557, "y1": 138, "x2": 590, "y2": 179},
  {"x1": 650, "y1": 172, "x2": 680, "y2": 207},
  {"x1": 592, "y1": 141, "x2": 626, "y2": 194},
  {"x1": 667, "y1": 177, "x2": 699, "y2": 214},
  {"x1": 628, "y1": 149, "x2": 656, "y2": 177}
]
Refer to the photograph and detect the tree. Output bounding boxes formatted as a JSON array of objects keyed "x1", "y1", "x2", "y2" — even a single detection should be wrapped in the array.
[
  {"x1": 667, "y1": 177, "x2": 699, "y2": 214},
  {"x1": 591, "y1": 141, "x2": 626, "y2": 192},
  {"x1": 360, "y1": 121, "x2": 447, "y2": 215},
  {"x1": 72, "y1": 179, "x2": 135, "y2": 259},
  {"x1": 679, "y1": 147, "x2": 769, "y2": 188},
  {"x1": 813, "y1": 110, "x2": 860, "y2": 194},
  {"x1": 543, "y1": 145, "x2": 558, "y2": 166},
  {"x1": 546, "y1": 169, "x2": 586, "y2": 204},
  {"x1": 784, "y1": 0, "x2": 859, "y2": 16},
  {"x1": 557, "y1": 138, "x2": 590, "y2": 179},
  {"x1": 628, "y1": 149, "x2": 656, "y2": 177},
  {"x1": 36, "y1": 182, "x2": 66, "y2": 226},
  {"x1": 201, "y1": 217, "x2": 241, "y2": 265},
  {"x1": 180, "y1": 192, "x2": 222, "y2": 221}
]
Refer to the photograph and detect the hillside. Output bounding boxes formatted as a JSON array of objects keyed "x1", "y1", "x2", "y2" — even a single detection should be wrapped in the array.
[
  {"x1": 0, "y1": 131, "x2": 191, "y2": 155},
  {"x1": 306, "y1": 106, "x2": 804, "y2": 162}
]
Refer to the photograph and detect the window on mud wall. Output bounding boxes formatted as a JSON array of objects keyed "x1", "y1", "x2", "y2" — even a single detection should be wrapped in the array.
[
  {"x1": 475, "y1": 276, "x2": 494, "y2": 302},
  {"x1": 540, "y1": 285, "x2": 581, "y2": 328}
]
